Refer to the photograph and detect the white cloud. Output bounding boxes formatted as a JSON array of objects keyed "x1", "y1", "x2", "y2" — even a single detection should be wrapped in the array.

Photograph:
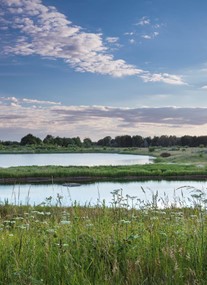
[
  {"x1": 142, "y1": 35, "x2": 152, "y2": 40},
  {"x1": 136, "y1": 16, "x2": 150, "y2": 26},
  {"x1": 141, "y1": 32, "x2": 159, "y2": 40},
  {"x1": 22, "y1": 98, "x2": 61, "y2": 105},
  {"x1": 129, "y1": 39, "x2": 135, "y2": 44},
  {"x1": 1, "y1": 96, "x2": 61, "y2": 106},
  {"x1": 140, "y1": 73, "x2": 186, "y2": 85},
  {"x1": 201, "y1": 85, "x2": 207, "y2": 90},
  {"x1": 1, "y1": 0, "x2": 186, "y2": 85},
  {"x1": 106, "y1": 37, "x2": 119, "y2": 43},
  {"x1": 153, "y1": 32, "x2": 159, "y2": 37},
  {"x1": 2, "y1": 0, "x2": 141, "y2": 78},
  {"x1": 124, "y1": 32, "x2": 134, "y2": 36},
  {"x1": 0, "y1": 100, "x2": 206, "y2": 140}
]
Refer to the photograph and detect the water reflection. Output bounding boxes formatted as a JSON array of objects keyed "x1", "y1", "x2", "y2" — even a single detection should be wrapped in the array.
[
  {"x1": 0, "y1": 153, "x2": 154, "y2": 167},
  {"x1": 0, "y1": 180, "x2": 207, "y2": 208}
]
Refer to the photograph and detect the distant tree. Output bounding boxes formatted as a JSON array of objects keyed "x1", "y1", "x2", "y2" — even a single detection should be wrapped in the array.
[
  {"x1": 83, "y1": 138, "x2": 93, "y2": 148},
  {"x1": 20, "y1": 134, "x2": 42, "y2": 145},
  {"x1": 151, "y1": 136, "x2": 159, "y2": 146},
  {"x1": 43, "y1": 135, "x2": 55, "y2": 144},
  {"x1": 54, "y1": 136, "x2": 63, "y2": 146},
  {"x1": 114, "y1": 135, "x2": 132, "y2": 147},
  {"x1": 180, "y1": 135, "x2": 193, "y2": 147},
  {"x1": 158, "y1": 135, "x2": 170, "y2": 147},
  {"x1": 144, "y1": 137, "x2": 152, "y2": 147},
  {"x1": 132, "y1": 135, "x2": 143, "y2": 147},
  {"x1": 97, "y1": 136, "x2": 112, "y2": 147},
  {"x1": 72, "y1": 137, "x2": 82, "y2": 147},
  {"x1": 2, "y1": 140, "x2": 19, "y2": 146}
]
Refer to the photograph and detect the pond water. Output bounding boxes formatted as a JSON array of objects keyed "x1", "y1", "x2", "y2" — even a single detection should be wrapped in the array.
[
  {"x1": 0, "y1": 153, "x2": 154, "y2": 167},
  {"x1": 1, "y1": 180, "x2": 207, "y2": 208}
]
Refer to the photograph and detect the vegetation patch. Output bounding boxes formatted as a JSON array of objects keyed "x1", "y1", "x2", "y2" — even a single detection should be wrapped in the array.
[
  {"x1": 0, "y1": 189, "x2": 207, "y2": 284},
  {"x1": 0, "y1": 163, "x2": 207, "y2": 183},
  {"x1": 160, "y1": 152, "x2": 171, "y2": 157}
]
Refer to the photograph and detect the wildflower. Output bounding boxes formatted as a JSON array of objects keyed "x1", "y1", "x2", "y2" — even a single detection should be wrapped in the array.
[
  {"x1": 120, "y1": 220, "x2": 131, "y2": 224},
  {"x1": 15, "y1": 217, "x2": 24, "y2": 220},
  {"x1": 37, "y1": 212, "x2": 45, "y2": 216},
  {"x1": 18, "y1": 225, "x2": 27, "y2": 230},
  {"x1": 86, "y1": 223, "x2": 93, "y2": 227},
  {"x1": 47, "y1": 229, "x2": 56, "y2": 234},
  {"x1": 159, "y1": 211, "x2": 166, "y2": 215},
  {"x1": 150, "y1": 217, "x2": 159, "y2": 221},
  {"x1": 60, "y1": 220, "x2": 71, "y2": 225}
]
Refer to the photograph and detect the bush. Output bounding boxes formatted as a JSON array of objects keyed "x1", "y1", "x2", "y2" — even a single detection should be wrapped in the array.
[{"x1": 160, "y1": 152, "x2": 171, "y2": 157}]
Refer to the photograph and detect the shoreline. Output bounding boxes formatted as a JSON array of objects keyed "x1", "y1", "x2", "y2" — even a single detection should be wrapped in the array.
[{"x1": 0, "y1": 174, "x2": 207, "y2": 184}]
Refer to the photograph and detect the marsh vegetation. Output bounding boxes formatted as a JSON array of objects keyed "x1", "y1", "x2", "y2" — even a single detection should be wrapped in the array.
[{"x1": 1, "y1": 189, "x2": 207, "y2": 284}]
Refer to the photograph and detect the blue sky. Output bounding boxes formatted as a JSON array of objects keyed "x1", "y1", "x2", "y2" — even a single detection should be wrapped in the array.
[{"x1": 0, "y1": 0, "x2": 207, "y2": 141}]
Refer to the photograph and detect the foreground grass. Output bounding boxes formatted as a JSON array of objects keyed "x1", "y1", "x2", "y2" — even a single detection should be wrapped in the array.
[
  {"x1": 0, "y1": 163, "x2": 207, "y2": 183},
  {"x1": 1, "y1": 190, "x2": 207, "y2": 284}
]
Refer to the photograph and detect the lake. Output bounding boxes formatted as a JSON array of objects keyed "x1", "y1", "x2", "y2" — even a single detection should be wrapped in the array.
[
  {"x1": 0, "y1": 153, "x2": 154, "y2": 167},
  {"x1": 1, "y1": 180, "x2": 207, "y2": 208}
]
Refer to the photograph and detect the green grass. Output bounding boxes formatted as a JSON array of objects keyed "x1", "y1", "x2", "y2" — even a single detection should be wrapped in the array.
[
  {"x1": 0, "y1": 163, "x2": 207, "y2": 183},
  {"x1": 1, "y1": 190, "x2": 207, "y2": 284}
]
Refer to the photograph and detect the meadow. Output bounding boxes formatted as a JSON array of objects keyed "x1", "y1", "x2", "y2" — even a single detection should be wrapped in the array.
[{"x1": 1, "y1": 189, "x2": 207, "y2": 284}]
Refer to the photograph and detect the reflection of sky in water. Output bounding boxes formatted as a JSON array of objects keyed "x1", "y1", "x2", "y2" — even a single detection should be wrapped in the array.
[
  {"x1": 0, "y1": 180, "x2": 207, "y2": 208},
  {"x1": 0, "y1": 153, "x2": 154, "y2": 167}
]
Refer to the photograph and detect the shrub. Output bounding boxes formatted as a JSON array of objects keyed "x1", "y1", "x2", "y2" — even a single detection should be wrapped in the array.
[{"x1": 160, "y1": 152, "x2": 171, "y2": 157}]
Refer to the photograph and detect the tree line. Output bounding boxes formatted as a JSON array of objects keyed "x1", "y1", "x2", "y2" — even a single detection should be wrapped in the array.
[{"x1": 1, "y1": 133, "x2": 207, "y2": 148}]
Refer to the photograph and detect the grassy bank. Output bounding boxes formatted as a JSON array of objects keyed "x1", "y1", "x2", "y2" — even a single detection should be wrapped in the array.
[
  {"x1": 1, "y1": 190, "x2": 207, "y2": 284},
  {"x1": 0, "y1": 163, "x2": 207, "y2": 183}
]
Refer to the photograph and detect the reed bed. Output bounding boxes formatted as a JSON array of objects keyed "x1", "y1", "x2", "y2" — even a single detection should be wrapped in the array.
[
  {"x1": 0, "y1": 189, "x2": 207, "y2": 284},
  {"x1": 0, "y1": 163, "x2": 207, "y2": 183}
]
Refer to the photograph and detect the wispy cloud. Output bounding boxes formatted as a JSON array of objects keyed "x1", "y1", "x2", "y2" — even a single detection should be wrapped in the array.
[
  {"x1": 0, "y1": 97, "x2": 206, "y2": 140},
  {"x1": 141, "y1": 35, "x2": 152, "y2": 40},
  {"x1": 1, "y1": 96, "x2": 61, "y2": 106},
  {"x1": 136, "y1": 16, "x2": 150, "y2": 26},
  {"x1": 141, "y1": 30, "x2": 160, "y2": 40},
  {"x1": 140, "y1": 73, "x2": 186, "y2": 85},
  {"x1": 106, "y1": 37, "x2": 119, "y2": 44},
  {"x1": 1, "y1": 0, "x2": 185, "y2": 85},
  {"x1": 1, "y1": 0, "x2": 142, "y2": 78},
  {"x1": 136, "y1": 16, "x2": 162, "y2": 41}
]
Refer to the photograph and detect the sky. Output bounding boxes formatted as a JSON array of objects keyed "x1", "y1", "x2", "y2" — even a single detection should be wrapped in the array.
[{"x1": 0, "y1": 0, "x2": 207, "y2": 141}]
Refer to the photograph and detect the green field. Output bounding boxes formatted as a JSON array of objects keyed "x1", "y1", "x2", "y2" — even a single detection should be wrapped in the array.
[{"x1": 1, "y1": 189, "x2": 207, "y2": 284}]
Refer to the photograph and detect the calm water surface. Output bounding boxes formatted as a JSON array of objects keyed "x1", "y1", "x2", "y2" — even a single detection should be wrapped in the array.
[
  {"x1": 1, "y1": 180, "x2": 207, "y2": 208},
  {"x1": 0, "y1": 153, "x2": 154, "y2": 167}
]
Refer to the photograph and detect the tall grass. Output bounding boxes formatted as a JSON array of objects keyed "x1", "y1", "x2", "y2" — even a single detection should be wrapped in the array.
[
  {"x1": 0, "y1": 163, "x2": 207, "y2": 183},
  {"x1": 0, "y1": 189, "x2": 207, "y2": 284}
]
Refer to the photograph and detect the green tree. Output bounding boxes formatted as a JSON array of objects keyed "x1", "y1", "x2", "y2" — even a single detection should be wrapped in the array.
[
  {"x1": 20, "y1": 134, "x2": 42, "y2": 145},
  {"x1": 83, "y1": 138, "x2": 93, "y2": 148},
  {"x1": 43, "y1": 135, "x2": 55, "y2": 144}
]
